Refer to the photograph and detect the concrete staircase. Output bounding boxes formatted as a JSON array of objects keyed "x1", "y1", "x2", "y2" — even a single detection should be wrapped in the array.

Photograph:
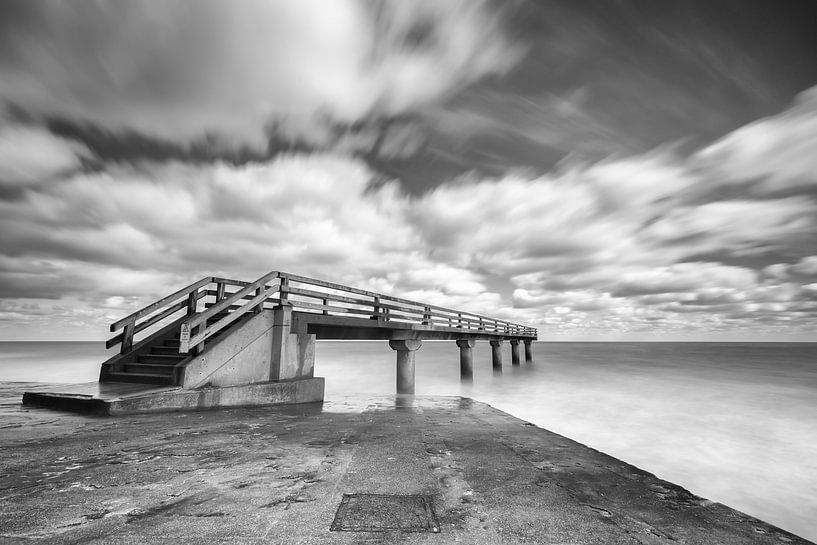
[
  {"x1": 104, "y1": 338, "x2": 187, "y2": 385},
  {"x1": 102, "y1": 311, "x2": 231, "y2": 386}
]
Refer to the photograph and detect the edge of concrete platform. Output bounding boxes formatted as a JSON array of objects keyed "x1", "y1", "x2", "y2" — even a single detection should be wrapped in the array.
[{"x1": 22, "y1": 377, "x2": 325, "y2": 415}]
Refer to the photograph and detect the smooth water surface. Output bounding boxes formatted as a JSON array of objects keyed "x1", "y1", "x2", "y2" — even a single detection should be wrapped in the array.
[{"x1": 1, "y1": 340, "x2": 815, "y2": 540}]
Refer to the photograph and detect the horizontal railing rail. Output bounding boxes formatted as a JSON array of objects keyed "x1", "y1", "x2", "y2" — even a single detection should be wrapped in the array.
[
  {"x1": 106, "y1": 276, "x2": 214, "y2": 354},
  {"x1": 108, "y1": 270, "x2": 537, "y2": 357},
  {"x1": 178, "y1": 270, "x2": 282, "y2": 353}
]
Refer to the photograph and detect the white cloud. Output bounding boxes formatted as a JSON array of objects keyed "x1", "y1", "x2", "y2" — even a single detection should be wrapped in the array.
[
  {"x1": 0, "y1": 124, "x2": 90, "y2": 185},
  {"x1": 697, "y1": 86, "x2": 817, "y2": 193},
  {"x1": 0, "y1": 0, "x2": 521, "y2": 148},
  {"x1": 4, "y1": 84, "x2": 817, "y2": 339}
]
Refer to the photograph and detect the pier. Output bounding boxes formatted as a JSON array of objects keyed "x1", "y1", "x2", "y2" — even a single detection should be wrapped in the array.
[
  {"x1": 23, "y1": 271, "x2": 536, "y2": 414},
  {"x1": 3, "y1": 391, "x2": 810, "y2": 544}
]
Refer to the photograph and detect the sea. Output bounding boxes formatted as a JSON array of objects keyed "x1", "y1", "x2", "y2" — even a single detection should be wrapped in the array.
[{"x1": 1, "y1": 340, "x2": 815, "y2": 541}]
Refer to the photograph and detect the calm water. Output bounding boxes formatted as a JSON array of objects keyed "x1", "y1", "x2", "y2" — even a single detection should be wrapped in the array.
[{"x1": 1, "y1": 340, "x2": 815, "y2": 540}]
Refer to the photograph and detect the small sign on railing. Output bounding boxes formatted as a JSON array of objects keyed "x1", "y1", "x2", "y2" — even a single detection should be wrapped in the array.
[{"x1": 179, "y1": 323, "x2": 191, "y2": 353}]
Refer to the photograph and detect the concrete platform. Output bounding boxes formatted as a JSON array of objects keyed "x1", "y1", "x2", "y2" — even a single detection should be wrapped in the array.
[
  {"x1": 21, "y1": 379, "x2": 325, "y2": 415},
  {"x1": 0, "y1": 391, "x2": 811, "y2": 544}
]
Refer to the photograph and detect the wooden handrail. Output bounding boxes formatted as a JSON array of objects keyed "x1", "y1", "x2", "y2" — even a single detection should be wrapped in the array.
[
  {"x1": 106, "y1": 276, "x2": 215, "y2": 354},
  {"x1": 279, "y1": 272, "x2": 536, "y2": 336},
  {"x1": 109, "y1": 269, "x2": 536, "y2": 357},
  {"x1": 178, "y1": 271, "x2": 282, "y2": 353},
  {"x1": 109, "y1": 276, "x2": 213, "y2": 332},
  {"x1": 279, "y1": 271, "x2": 536, "y2": 336}
]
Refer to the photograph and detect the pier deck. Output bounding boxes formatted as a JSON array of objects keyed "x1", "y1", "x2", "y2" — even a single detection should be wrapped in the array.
[{"x1": 1, "y1": 387, "x2": 809, "y2": 544}]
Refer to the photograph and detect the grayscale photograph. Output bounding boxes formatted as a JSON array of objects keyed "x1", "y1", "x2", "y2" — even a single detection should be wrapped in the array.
[{"x1": 0, "y1": 1, "x2": 815, "y2": 543}]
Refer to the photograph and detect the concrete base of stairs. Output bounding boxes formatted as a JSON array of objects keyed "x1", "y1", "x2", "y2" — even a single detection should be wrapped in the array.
[{"x1": 21, "y1": 378, "x2": 325, "y2": 415}]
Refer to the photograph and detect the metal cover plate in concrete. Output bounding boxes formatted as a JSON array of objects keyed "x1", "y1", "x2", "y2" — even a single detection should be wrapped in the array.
[{"x1": 330, "y1": 494, "x2": 440, "y2": 533}]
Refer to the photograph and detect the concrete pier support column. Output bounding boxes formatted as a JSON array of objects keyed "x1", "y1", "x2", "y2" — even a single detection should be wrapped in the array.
[
  {"x1": 270, "y1": 304, "x2": 316, "y2": 381},
  {"x1": 510, "y1": 339, "x2": 521, "y2": 366},
  {"x1": 456, "y1": 339, "x2": 476, "y2": 382},
  {"x1": 389, "y1": 340, "x2": 422, "y2": 395},
  {"x1": 270, "y1": 304, "x2": 317, "y2": 381},
  {"x1": 524, "y1": 340, "x2": 533, "y2": 363},
  {"x1": 489, "y1": 340, "x2": 503, "y2": 370}
]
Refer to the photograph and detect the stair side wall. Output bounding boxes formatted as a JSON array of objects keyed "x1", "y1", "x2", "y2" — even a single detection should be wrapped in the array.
[
  {"x1": 181, "y1": 311, "x2": 274, "y2": 388},
  {"x1": 180, "y1": 307, "x2": 316, "y2": 389}
]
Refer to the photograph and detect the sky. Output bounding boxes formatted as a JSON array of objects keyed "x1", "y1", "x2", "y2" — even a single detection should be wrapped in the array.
[{"x1": 1, "y1": 0, "x2": 816, "y2": 341}]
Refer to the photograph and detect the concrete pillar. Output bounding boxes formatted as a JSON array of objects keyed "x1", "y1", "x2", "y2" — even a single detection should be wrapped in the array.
[
  {"x1": 389, "y1": 339, "x2": 422, "y2": 395},
  {"x1": 524, "y1": 339, "x2": 533, "y2": 363},
  {"x1": 510, "y1": 339, "x2": 521, "y2": 366},
  {"x1": 489, "y1": 340, "x2": 503, "y2": 370},
  {"x1": 270, "y1": 304, "x2": 316, "y2": 381},
  {"x1": 456, "y1": 339, "x2": 475, "y2": 382}
]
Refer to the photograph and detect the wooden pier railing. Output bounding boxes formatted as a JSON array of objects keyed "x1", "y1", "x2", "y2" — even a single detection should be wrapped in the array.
[{"x1": 107, "y1": 271, "x2": 537, "y2": 356}]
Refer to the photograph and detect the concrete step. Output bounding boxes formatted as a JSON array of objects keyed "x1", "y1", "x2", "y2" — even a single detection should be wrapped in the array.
[
  {"x1": 104, "y1": 372, "x2": 175, "y2": 386},
  {"x1": 163, "y1": 339, "x2": 181, "y2": 347},
  {"x1": 123, "y1": 363, "x2": 176, "y2": 376},
  {"x1": 138, "y1": 354, "x2": 186, "y2": 365},
  {"x1": 151, "y1": 345, "x2": 183, "y2": 356}
]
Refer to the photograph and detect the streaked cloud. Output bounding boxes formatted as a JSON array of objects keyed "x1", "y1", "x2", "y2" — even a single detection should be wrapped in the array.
[
  {"x1": 0, "y1": 124, "x2": 90, "y2": 186},
  {"x1": 3, "y1": 84, "x2": 817, "y2": 339},
  {"x1": 0, "y1": 0, "x2": 521, "y2": 151}
]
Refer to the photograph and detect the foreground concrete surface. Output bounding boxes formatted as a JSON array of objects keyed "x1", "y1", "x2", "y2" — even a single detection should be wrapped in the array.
[{"x1": 0, "y1": 385, "x2": 811, "y2": 544}]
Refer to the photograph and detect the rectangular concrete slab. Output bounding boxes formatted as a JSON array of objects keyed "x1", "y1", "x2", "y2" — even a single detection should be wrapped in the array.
[{"x1": 22, "y1": 378, "x2": 325, "y2": 415}]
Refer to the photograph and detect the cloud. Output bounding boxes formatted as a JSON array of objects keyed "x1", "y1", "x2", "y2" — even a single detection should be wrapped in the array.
[
  {"x1": 696, "y1": 86, "x2": 817, "y2": 194},
  {"x1": 0, "y1": 0, "x2": 521, "y2": 150},
  {"x1": 3, "y1": 85, "x2": 817, "y2": 340},
  {"x1": 0, "y1": 123, "x2": 90, "y2": 186}
]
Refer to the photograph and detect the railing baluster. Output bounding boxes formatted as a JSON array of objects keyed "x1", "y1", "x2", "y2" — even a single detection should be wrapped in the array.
[
  {"x1": 323, "y1": 298, "x2": 329, "y2": 315},
  {"x1": 422, "y1": 306, "x2": 431, "y2": 325},
  {"x1": 254, "y1": 286, "x2": 263, "y2": 314},
  {"x1": 186, "y1": 290, "x2": 198, "y2": 315},
  {"x1": 120, "y1": 320, "x2": 135, "y2": 354},
  {"x1": 215, "y1": 281, "x2": 225, "y2": 302},
  {"x1": 192, "y1": 323, "x2": 204, "y2": 356},
  {"x1": 279, "y1": 275, "x2": 289, "y2": 304}
]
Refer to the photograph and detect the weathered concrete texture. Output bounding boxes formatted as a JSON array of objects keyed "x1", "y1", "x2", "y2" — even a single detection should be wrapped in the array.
[
  {"x1": 181, "y1": 308, "x2": 316, "y2": 389},
  {"x1": 22, "y1": 379, "x2": 325, "y2": 416},
  {"x1": 181, "y1": 311, "x2": 276, "y2": 388},
  {"x1": 0, "y1": 390, "x2": 811, "y2": 545},
  {"x1": 271, "y1": 305, "x2": 317, "y2": 382}
]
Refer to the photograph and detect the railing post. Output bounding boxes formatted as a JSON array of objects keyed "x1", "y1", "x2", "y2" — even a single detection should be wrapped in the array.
[
  {"x1": 120, "y1": 320, "x2": 135, "y2": 354},
  {"x1": 422, "y1": 306, "x2": 431, "y2": 325},
  {"x1": 370, "y1": 296, "x2": 380, "y2": 320},
  {"x1": 192, "y1": 324, "x2": 204, "y2": 355},
  {"x1": 186, "y1": 290, "x2": 198, "y2": 315},
  {"x1": 479, "y1": 317, "x2": 484, "y2": 331},
  {"x1": 323, "y1": 298, "x2": 329, "y2": 316},
  {"x1": 215, "y1": 281, "x2": 225, "y2": 302},
  {"x1": 279, "y1": 275, "x2": 289, "y2": 305},
  {"x1": 253, "y1": 286, "x2": 263, "y2": 314},
  {"x1": 457, "y1": 313, "x2": 462, "y2": 328}
]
